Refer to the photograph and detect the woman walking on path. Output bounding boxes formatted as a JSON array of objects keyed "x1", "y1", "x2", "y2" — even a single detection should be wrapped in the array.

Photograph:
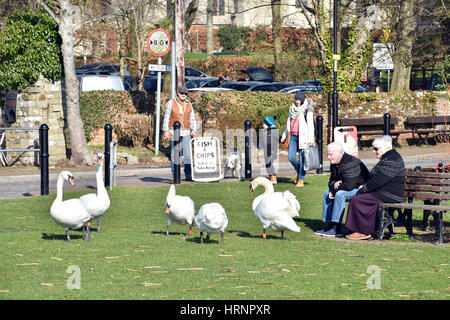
[{"x1": 280, "y1": 91, "x2": 315, "y2": 187}]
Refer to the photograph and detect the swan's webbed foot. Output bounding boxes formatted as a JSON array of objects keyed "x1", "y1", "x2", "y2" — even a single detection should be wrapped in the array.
[{"x1": 206, "y1": 233, "x2": 210, "y2": 242}]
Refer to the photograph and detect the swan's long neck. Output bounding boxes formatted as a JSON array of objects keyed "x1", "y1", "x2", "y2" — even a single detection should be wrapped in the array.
[
  {"x1": 259, "y1": 179, "x2": 274, "y2": 194},
  {"x1": 96, "y1": 161, "x2": 107, "y2": 197},
  {"x1": 55, "y1": 173, "x2": 65, "y2": 203},
  {"x1": 166, "y1": 185, "x2": 176, "y2": 205}
]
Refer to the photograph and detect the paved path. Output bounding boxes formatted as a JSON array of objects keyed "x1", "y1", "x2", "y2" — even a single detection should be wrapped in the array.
[{"x1": 0, "y1": 147, "x2": 448, "y2": 199}]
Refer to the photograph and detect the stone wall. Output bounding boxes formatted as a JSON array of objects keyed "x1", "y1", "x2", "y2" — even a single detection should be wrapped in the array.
[{"x1": 1, "y1": 75, "x2": 67, "y2": 166}]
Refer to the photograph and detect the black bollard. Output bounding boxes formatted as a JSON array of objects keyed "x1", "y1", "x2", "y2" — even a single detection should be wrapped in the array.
[
  {"x1": 104, "y1": 124, "x2": 113, "y2": 187},
  {"x1": 266, "y1": 127, "x2": 272, "y2": 172},
  {"x1": 383, "y1": 113, "x2": 391, "y2": 136},
  {"x1": 316, "y1": 115, "x2": 324, "y2": 174},
  {"x1": 244, "y1": 120, "x2": 252, "y2": 179},
  {"x1": 39, "y1": 123, "x2": 49, "y2": 196},
  {"x1": 173, "y1": 121, "x2": 181, "y2": 184}
]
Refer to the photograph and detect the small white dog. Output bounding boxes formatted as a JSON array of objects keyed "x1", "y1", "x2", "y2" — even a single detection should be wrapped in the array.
[{"x1": 224, "y1": 151, "x2": 242, "y2": 179}]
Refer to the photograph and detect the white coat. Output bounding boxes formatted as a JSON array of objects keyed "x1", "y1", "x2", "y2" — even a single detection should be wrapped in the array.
[{"x1": 281, "y1": 98, "x2": 315, "y2": 149}]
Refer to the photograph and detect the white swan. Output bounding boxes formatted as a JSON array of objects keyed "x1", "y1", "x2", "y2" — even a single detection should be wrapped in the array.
[
  {"x1": 79, "y1": 153, "x2": 110, "y2": 238},
  {"x1": 164, "y1": 185, "x2": 195, "y2": 236},
  {"x1": 249, "y1": 177, "x2": 301, "y2": 239},
  {"x1": 50, "y1": 171, "x2": 92, "y2": 242},
  {"x1": 195, "y1": 202, "x2": 228, "y2": 244}
]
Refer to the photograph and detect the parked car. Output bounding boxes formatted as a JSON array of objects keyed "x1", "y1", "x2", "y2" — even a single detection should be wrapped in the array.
[
  {"x1": 76, "y1": 63, "x2": 130, "y2": 77},
  {"x1": 282, "y1": 79, "x2": 373, "y2": 93},
  {"x1": 186, "y1": 78, "x2": 229, "y2": 89},
  {"x1": 185, "y1": 66, "x2": 215, "y2": 81},
  {"x1": 240, "y1": 67, "x2": 275, "y2": 82},
  {"x1": 278, "y1": 85, "x2": 323, "y2": 93},
  {"x1": 79, "y1": 75, "x2": 125, "y2": 91},
  {"x1": 219, "y1": 80, "x2": 280, "y2": 92}
]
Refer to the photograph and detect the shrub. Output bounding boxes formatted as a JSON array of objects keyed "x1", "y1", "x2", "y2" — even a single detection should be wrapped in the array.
[
  {"x1": 114, "y1": 114, "x2": 152, "y2": 147},
  {"x1": 217, "y1": 25, "x2": 251, "y2": 52}
]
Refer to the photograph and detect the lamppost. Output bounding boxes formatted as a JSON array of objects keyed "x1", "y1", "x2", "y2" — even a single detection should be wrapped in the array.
[{"x1": 332, "y1": 0, "x2": 339, "y2": 141}]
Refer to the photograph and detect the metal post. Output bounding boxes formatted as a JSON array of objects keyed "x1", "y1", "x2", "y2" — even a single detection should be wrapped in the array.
[
  {"x1": 316, "y1": 115, "x2": 324, "y2": 174},
  {"x1": 383, "y1": 113, "x2": 391, "y2": 136},
  {"x1": 39, "y1": 123, "x2": 49, "y2": 196},
  {"x1": 266, "y1": 127, "x2": 272, "y2": 173},
  {"x1": 173, "y1": 121, "x2": 181, "y2": 184},
  {"x1": 171, "y1": 41, "x2": 176, "y2": 99},
  {"x1": 155, "y1": 56, "x2": 162, "y2": 155},
  {"x1": 244, "y1": 120, "x2": 252, "y2": 179},
  {"x1": 332, "y1": 0, "x2": 339, "y2": 140},
  {"x1": 104, "y1": 124, "x2": 112, "y2": 187}
]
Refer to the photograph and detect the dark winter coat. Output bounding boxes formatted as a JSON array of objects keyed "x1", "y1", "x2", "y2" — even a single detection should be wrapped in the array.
[
  {"x1": 329, "y1": 153, "x2": 369, "y2": 196},
  {"x1": 357, "y1": 149, "x2": 406, "y2": 203}
]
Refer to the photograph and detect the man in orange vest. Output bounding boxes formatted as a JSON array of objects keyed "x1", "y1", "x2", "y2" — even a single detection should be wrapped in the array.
[{"x1": 162, "y1": 85, "x2": 197, "y2": 181}]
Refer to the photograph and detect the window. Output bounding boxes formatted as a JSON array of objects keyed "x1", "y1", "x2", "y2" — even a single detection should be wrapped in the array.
[{"x1": 213, "y1": 0, "x2": 225, "y2": 16}]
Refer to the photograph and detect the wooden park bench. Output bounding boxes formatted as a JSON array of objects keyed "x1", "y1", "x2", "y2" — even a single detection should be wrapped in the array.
[
  {"x1": 377, "y1": 168, "x2": 450, "y2": 244},
  {"x1": 405, "y1": 115, "x2": 449, "y2": 145},
  {"x1": 338, "y1": 117, "x2": 405, "y2": 148}
]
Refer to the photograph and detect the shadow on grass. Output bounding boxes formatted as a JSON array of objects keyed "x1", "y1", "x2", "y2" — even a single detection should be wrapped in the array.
[
  {"x1": 41, "y1": 232, "x2": 85, "y2": 241},
  {"x1": 140, "y1": 177, "x2": 171, "y2": 183},
  {"x1": 228, "y1": 229, "x2": 285, "y2": 240},
  {"x1": 151, "y1": 230, "x2": 187, "y2": 237}
]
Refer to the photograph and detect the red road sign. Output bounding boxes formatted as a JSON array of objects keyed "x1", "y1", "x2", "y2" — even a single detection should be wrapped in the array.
[{"x1": 147, "y1": 29, "x2": 171, "y2": 57}]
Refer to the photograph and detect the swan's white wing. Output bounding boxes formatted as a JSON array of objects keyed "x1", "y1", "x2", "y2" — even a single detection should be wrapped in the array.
[
  {"x1": 281, "y1": 190, "x2": 300, "y2": 217},
  {"x1": 50, "y1": 199, "x2": 92, "y2": 229},
  {"x1": 79, "y1": 193, "x2": 110, "y2": 218},
  {"x1": 169, "y1": 195, "x2": 195, "y2": 225},
  {"x1": 199, "y1": 203, "x2": 228, "y2": 232},
  {"x1": 268, "y1": 212, "x2": 301, "y2": 232}
]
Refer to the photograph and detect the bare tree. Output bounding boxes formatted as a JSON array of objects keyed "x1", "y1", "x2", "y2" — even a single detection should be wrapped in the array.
[
  {"x1": 205, "y1": 0, "x2": 214, "y2": 60},
  {"x1": 381, "y1": 0, "x2": 416, "y2": 91},
  {"x1": 271, "y1": 0, "x2": 282, "y2": 77},
  {"x1": 36, "y1": 0, "x2": 94, "y2": 165},
  {"x1": 175, "y1": 0, "x2": 186, "y2": 87}
]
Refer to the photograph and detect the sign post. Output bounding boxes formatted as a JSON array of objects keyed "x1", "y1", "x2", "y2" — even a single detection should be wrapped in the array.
[
  {"x1": 147, "y1": 29, "x2": 171, "y2": 155},
  {"x1": 334, "y1": 126, "x2": 359, "y2": 158},
  {"x1": 191, "y1": 137, "x2": 222, "y2": 182}
]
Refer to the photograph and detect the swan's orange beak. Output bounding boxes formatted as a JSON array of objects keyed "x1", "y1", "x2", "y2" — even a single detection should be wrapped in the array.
[
  {"x1": 249, "y1": 185, "x2": 254, "y2": 196},
  {"x1": 165, "y1": 204, "x2": 170, "y2": 214},
  {"x1": 98, "y1": 157, "x2": 103, "y2": 167},
  {"x1": 68, "y1": 176, "x2": 75, "y2": 187}
]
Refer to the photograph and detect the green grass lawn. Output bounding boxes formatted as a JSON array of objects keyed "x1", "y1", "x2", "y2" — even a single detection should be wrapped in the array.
[{"x1": 0, "y1": 175, "x2": 448, "y2": 300}]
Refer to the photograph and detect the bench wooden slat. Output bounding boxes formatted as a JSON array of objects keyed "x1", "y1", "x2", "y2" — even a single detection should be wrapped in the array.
[
  {"x1": 406, "y1": 177, "x2": 450, "y2": 185},
  {"x1": 379, "y1": 203, "x2": 450, "y2": 211},
  {"x1": 339, "y1": 117, "x2": 399, "y2": 126},
  {"x1": 406, "y1": 116, "x2": 449, "y2": 125},
  {"x1": 406, "y1": 171, "x2": 450, "y2": 179},
  {"x1": 404, "y1": 192, "x2": 450, "y2": 201},
  {"x1": 405, "y1": 185, "x2": 450, "y2": 192}
]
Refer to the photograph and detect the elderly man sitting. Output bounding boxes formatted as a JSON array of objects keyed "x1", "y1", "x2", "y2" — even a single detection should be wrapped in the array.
[
  {"x1": 314, "y1": 142, "x2": 369, "y2": 237},
  {"x1": 345, "y1": 135, "x2": 406, "y2": 240}
]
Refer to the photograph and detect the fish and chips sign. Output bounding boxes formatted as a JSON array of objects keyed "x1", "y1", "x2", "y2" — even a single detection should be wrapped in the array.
[{"x1": 191, "y1": 137, "x2": 221, "y2": 182}]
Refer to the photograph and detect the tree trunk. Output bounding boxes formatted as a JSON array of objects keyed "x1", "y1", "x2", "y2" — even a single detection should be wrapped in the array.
[
  {"x1": 59, "y1": 0, "x2": 93, "y2": 165},
  {"x1": 271, "y1": 0, "x2": 282, "y2": 78},
  {"x1": 206, "y1": 0, "x2": 214, "y2": 60},
  {"x1": 175, "y1": 0, "x2": 186, "y2": 88},
  {"x1": 390, "y1": 0, "x2": 415, "y2": 91}
]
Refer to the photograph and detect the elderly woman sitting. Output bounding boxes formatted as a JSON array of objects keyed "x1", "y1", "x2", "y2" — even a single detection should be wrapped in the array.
[{"x1": 345, "y1": 136, "x2": 406, "y2": 240}]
